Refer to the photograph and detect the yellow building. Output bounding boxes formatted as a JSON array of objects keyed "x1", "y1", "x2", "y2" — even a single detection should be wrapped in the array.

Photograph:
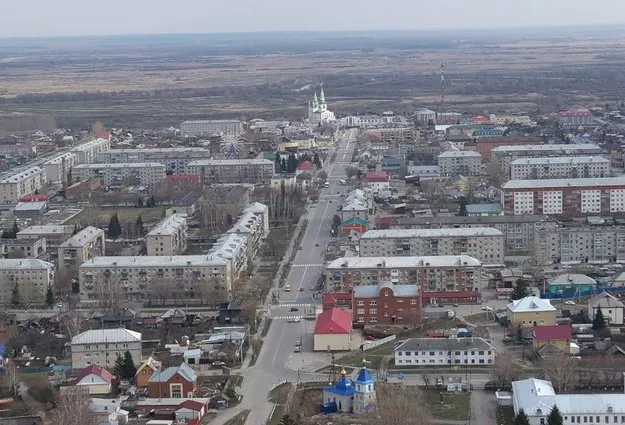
[
  {"x1": 506, "y1": 296, "x2": 557, "y2": 329},
  {"x1": 531, "y1": 325, "x2": 572, "y2": 355}
]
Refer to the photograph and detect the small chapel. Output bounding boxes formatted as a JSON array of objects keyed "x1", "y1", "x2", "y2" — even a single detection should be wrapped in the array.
[
  {"x1": 320, "y1": 360, "x2": 376, "y2": 414},
  {"x1": 307, "y1": 86, "x2": 335, "y2": 125}
]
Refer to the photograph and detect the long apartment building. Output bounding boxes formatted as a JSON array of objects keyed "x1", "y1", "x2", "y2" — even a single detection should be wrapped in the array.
[
  {"x1": 70, "y1": 138, "x2": 111, "y2": 164},
  {"x1": 146, "y1": 214, "x2": 188, "y2": 256},
  {"x1": 0, "y1": 259, "x2": 54, "y2": 306},
  {"x1": 96, "y1": 148, "x2": 212, "y2": 173},
  {"x1": 491, "y1": 143, "x2": 602, "y2": 176},
  {"x1": 186, "y1": 159, "x2": 274, "y2": 185},
  {"x1": 0, "y1": 166, "x2": 47, "y2": 203},
  {"x1": 501, "y1": 176, "x2": 625, "y2": 218},
  {"x1": 72, "y1": 163, "x2": 166, "y2": 186},
  {"x1": 78, "y1": 255, "x2": 232, "y2": 305},
  {"x1": 326, "y1": 255, "x2": 482, "y2": 292},
  {"x1": 359, "y1": 228, "x2": 504, "y2": 266},
  {"x1": 510, "y1": 156, "x2": 610, "y2": 180},
  {"x1": 42, "y1": 152, "x2": 79, "y2": 183},
  {"x1": 208, "y1": 233, "x2": 248, "y2": 281},
  {"x1": 180, "y1": 120, "x2": 243, "y2": 137},
  {"x1": 227, "y1": 210, "x2": 267, "y2": 259},
  {"x1": 437, "y1": 151, "x2": 482, "y2": 176},
  {"x1": 57, "y1": 226, "x2": 105, "y2": 270}
]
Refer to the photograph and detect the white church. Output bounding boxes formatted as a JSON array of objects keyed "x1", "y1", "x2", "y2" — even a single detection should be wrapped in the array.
[{"x1": 308, "y1": 86, "x2": 335, "y2": 125}]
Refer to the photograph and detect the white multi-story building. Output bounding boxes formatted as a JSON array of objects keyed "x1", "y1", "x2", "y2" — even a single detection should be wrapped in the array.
[
  {"x1": 72, "y1": 163, "x2": 166, "y2": 186},
  {"x1": 359, "y1": 228, "x2": 504, "y2": 266},
  {"x1": 78, "y1": 255, "x2": 232, "y2": 304},
  {"x1": 0, "y1": 166, "x2": 47, "y2": 203},
  {"x1": 510, "y1": 156, "x2": 610, "y2": 180},
  {"x1": 227, "y1": 211, "x2": 265, "y2": 259},
  {"x1": 242, "y1": 202, "x2": 270, "y2": 239},
  {"x1": 437, "y1": 150, "x2": 482, "y2": 176},
  {"x1": 491, "y1": 143, "x2": 602, "y2": 176},
  {"x1": 57, "y1": 226, "x2": 105, "y2": 270},
  {"x1": 180, "y1": 120, "x2": 243, "y2": 137},
  {"x1": 186, "y1": 159, "x2": 274, "y2": 185},
  {"x1": 394, "y1": 338, "x2": 496, "y2": 367},
  {"x1": 339, "y1": 112, "x2": 408, "y2": 129},
  {"x1": 17, "y1": 225, "x2": 74, "y2": 252},
  {"x1": 146, "y1": 214, "x2": 188, "y2": 256},
  {"x1": 208, "y1": 233, "x2": 248, "y2": 281},
  {"x1": 71, "y1": 328, "x2": 142, "y2": 369},
  {"x1": 42, "y1": 152, "x2": 79, "y2": 183},
  {"x1": 96, "y1": 148, "x2": 212, "y2": 174},
  {"x1": 0, "y1": 258, "x2": 54, "y2": 306},
  {"x1": 0, "y1": 237, "x2": 46, "y2": 259},
  {"x1": 512, "y1": 378, "x2": 625, "y2": 425},
  {"x1": 326, "y1": 255, "x2": 483, "y2": 292},
  {"x1": 70, "y1": 138, "x2": 111, "y2": 164}
]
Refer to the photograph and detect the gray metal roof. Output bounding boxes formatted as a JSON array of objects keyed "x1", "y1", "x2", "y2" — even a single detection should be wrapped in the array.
[
  {"x1": 148, "y1": 363, "x2": 197, "y2": 384},
  {"x1": 71, "y1": 328, "x2": 142, "y2": 345},
  {"x1": 502, "y1": 176, "x2": 625, "y2": 190},
  {"x1": 395, "y1": 337, "x2": 495, "y2": 352},
  {"x1": 0, "y1": 258, "x2": 53, "y2": 270},
  {"x1": 353, "y1": 282, "x2": 419, "y2": 298},
  {"x1": 361, "y1": 227, "x2": 503, "y2": 239}
]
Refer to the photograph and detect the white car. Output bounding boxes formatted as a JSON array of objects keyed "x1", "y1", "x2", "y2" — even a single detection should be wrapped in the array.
[
  {"x1": 288, "y1": 317, "x2": 301, "y2": 323},
  {"x1": 482, "y1": 306, "x2": 493, "y2": 311},
  {"x1": 564, "y1": 300, "x2": 576, "y2": 305}
]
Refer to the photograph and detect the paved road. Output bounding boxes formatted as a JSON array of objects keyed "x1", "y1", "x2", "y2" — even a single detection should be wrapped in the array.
[{"x1": 211, "y1": 129, "x2": 359, "y2": 425}]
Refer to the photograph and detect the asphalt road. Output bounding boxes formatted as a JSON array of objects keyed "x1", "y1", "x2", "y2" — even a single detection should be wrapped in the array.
[{"x1": 211, "y1": 129, "x2": 358, "y2": 425}]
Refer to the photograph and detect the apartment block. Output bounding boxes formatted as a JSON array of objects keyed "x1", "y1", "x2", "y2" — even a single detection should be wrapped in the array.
[
  {"x1": 227, "y1": 210, "x2": 265, "y2": 259},
  {"x1": 242, "y1": 202, "x2": 270, "y2": 238},
  {"x1": 70, "y1": 138, "x2": 111, "y2": 164},
  {"x1": 42, "y1": 152, "x2": 79, "y2": 183},
  {"x1": 491, "y1": 143, "x2": 602, "y2": 176},
  {"x1": 58, "y1": 226, "x2": 105, "y2": 270},
  {"x1": 180, "y1": 120, "x2": 243, "y2": 137},
  {"x1": 501, "y1": 176, "x2": 625, "y2": 218},
  {"x1": 0, "y1": 258, "x2": 54, "y2": 306},
  {"x1": 359, "y1": 228, "x2": 504, "y2": 266},
  {"x1": 326, "y1": 255, "x2": 482, "y2": 292},
  {"x1": 384, "y1": 215, "x2": 555, "y2": 256},
  {"x1": 394, "y1": 338, "x2": 496, "y2": 367},
  {"x1": 510, "y1": 156, "x2": 610, "y2": 180},
  {"x1": 437, "y1": 151, "x2": 482, "y2": 176},
  {"x1": 352, "y1": 282, "x2": 421, "y2": 325},
  {"x1": 96, "y1": 148, "x2": 212, "y2": 174},
  {"x1": 72, "y1": 163, "x2": 166, "y2": 186},
  {"x1": 186, "y1": 159, "x2": 274, "y2": 185},
  {"x1": 0, "y1": 237, "x2": 46, "y2": 258},
  {"x1": 0, "y1": 166, "x2": 47, "y2": 203},
  {"x1": 473, "y1": 136, "x2": 541, "y2": 160},
  {"x1": 71, "y1": 328, "x2": 142, "y2": 370},
  {"x1": 207, "y1": 233, "x2": 248, "y2": 281},
  {"x1": 146, "y1": 214, "x2": 188, "y2": 256},
  {"x1": 78, "y1": 255, "x2": 232, "y2": 305},
  {"x1": 557, "y1": 108, "x2": 594, "y2": 126}
]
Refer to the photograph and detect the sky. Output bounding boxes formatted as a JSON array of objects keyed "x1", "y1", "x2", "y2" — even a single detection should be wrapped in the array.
[{"x1": 3, "y1": 0, "x2": 625, "y2": 38}]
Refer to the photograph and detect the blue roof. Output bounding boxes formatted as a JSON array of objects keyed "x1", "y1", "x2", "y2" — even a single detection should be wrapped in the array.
[
  {"x1": 148, "y1": 362, "x2": 197, "y2": 383},
  {"x1": 465, "y1": 203, "x2": 502, "y2": 214},
  {"x1": 356, "y1": 366, "x2": 373, "y2": 384},
  {"x1": 0, "y1": 344, "x2": 5, "y2": 358},
  {"x1": 341, "y1": 216, "x2": 368, "y2": 226},
  {"x1": 324, "y1": 377, "x2": 354, "y2": 396}
]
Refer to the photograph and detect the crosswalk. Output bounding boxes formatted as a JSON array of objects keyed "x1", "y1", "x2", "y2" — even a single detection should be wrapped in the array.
[
  {"x1": 275, "y1": 303, "x2": 313, "y2": 307},
  {"x1": 271, "y1": 315, "x2": 304, "y2": 320},
  {"x1": 290, "y1": 264, "x2": 323, "y2": 268}
]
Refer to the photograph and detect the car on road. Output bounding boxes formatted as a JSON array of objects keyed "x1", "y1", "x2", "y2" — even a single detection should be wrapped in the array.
[
  {"x1": 564, "y1": 300, "x2": 576, "y2": 305},
  {"x1": 482, "y1": 306, "x2": 493, "y2": 311},
  {"x1": 288, "y1": 317, "x2": 300, "y2": 323},
  {"x1": 294, "y1": 346, "x2": 301, "y2": 352},
  {"x1": 315, "y1": 243, "x2": 319, "y2": 247},
  {"x1": 290, "y1": 307, "x2": 299, "y2": 312},
  {"x1": 285, "y1": 284, "x2": 292, "y2": 292},
  {"x1": 299, "y1": 287, "x2": 304, "y2": 292},
  {"x1": 298, "y1": 246, "x2": 303, "y2": 250},
  {"x1": 295, "y1": 340, "x2": 302, "y2": 347}
]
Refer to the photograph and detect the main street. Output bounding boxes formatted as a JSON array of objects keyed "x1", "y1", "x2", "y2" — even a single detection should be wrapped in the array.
[{"x1": 211, "y1": 129, "x2": 358, "y2": 425}]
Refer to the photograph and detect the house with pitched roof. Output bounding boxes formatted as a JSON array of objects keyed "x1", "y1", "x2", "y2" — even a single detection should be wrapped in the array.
[
  {"x1": 507, "y1": 296, "x2": 557, "y2": 329},
  {"x1": 147, "y1": 363, "x2": 197, "y2": 399},
  {"x1": 532, "y1": 325, "x2": 572, "y2": 355},
  {"x1": 135, "y1": 356, "x2": 162, "y2": 388},
  {"x1": 588, "y1": 291, "x2": 624, "y2": 326},
  {"x1": 68, "y1": 364, "x2": 114, "y2": 394},
  {"x1": 313, "y1": 307, "x2": 352, "y2": 351}
]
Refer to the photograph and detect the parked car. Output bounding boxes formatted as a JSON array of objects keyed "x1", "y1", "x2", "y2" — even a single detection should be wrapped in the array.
[
  {"x1": 294, "y1": 346, "x2": 301, "y2": 353},
  {"x1": 482, "y1": 306, "x2": 493, "y2": 311},
  {"x1": 564, "y1": 300, "x2": 576, "y2": 305},
  {"x1": 290, "y1": 307, "x2": 299, "y2": 312}
]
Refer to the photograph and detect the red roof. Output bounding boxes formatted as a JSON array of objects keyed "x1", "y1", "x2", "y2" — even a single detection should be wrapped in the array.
[
  {"x1": 314, "y1": 307, "x2": 352, "y2": 335},
  {"x1": 297, "y1": 161, "x2": 315, "y2": 170},
  {"x1": 322, "y1": 292, "x2": 352, "y2": 308},
  {"x1": 532, "y1": 325, "x2": 572, "y2": 341},
  {"x1": 19, "y1": 194, "x2": 48, "y2": 202},
  {"x1": 364, "y1": 171, "x2": 390, "y2": 183},
  {"x1": 70, "y1": 364, "x2": 114, "y2": 386},
  {"x1": 177, "y1": 399, "x2": 205, "y2": 412}
]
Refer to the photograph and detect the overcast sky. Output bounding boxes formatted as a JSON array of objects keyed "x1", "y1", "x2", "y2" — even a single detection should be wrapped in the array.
[{"x1": 3, "y1": 0, "x2": 625, "y2": 38}]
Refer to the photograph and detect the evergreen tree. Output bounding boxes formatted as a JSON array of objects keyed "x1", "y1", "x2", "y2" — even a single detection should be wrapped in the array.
[
  {"x1": 593, "y1": 306, "x2": 606, "y2": 330},
  {"x1": 108, "y1": 214, "x2": 122, "y2": 239},
  {"x1": 226, "y1": 214, "x2": 234, "y2": 227},
  {"x1": 112, "y1": 354, "x2": 125, "y2": 378},
  {"x1": 547, "y1": 405, "x2": 564, "y2": 425},
  {"x1": 146, "y1": 195, "x2": 156, "y2": 207},
  {"x1": 511, "y1": 279, "x2": 528, "y2": 300},
  {"x1": 121, "y1": 350, "x2": 137, "y2": 379},
  {"x1": 458, "y1": 198, "x2": 468, "y2": 216},
  {"x1": 274, "y1": 152, "x2": 281, "y2": 173},
  {"x1": 313, "y1": 153, "x2": 322, "y2": 169},
  {"x1": 10, "y1": 283, "x2": 21, "y2": 307},
  {"x1": 137, "y1": 197, "x2": 144, "y2": 208},
  {"x1": 45, "y1": 286, "x2": 55, "y2": 308},
  {"x1": 280, "y1": 158, "x2": 287, "y2": 173},
  {"x1": 136, "y1": 215, "x2": 144, "y2": 235},
  {"x1": 514, "y1": 409, "x2": 530, "y2": 425},
  {"x1": 67, "y1": 169, "x2": 73, "y2": 186},
  {"x1": 287, "y1": 154, "x2": 298, "y2": 173}
]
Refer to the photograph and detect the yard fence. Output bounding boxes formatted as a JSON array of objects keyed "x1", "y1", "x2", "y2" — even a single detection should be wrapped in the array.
[{"x1": 363, "y1": 334, "x2": 396, "y2": 351}]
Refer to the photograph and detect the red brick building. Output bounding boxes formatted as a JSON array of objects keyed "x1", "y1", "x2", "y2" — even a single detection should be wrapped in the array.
[
  {"x1": 474, "y1": 137, "x2": 541, "y2": 160},
  {"x1": 147, "y1": 363, "x2": 197, "y2": 399},
  {"x1": 352, "y1": 282, "x2": 421, "y2": 326}
]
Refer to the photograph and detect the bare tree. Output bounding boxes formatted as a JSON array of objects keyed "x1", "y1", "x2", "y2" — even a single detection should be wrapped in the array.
[
  {"x1": 95, "y1": 276, "x2": 125, "y2": 313},
  {"x1": 403, "y1": 309, "x2": 421, "y2": 329},
  {"x1": 344, "y1": 166, "x2": 360, "y2": 180},
  {"x1": 492, "y1": 354, "x2": 523, "y2": 388},
  {"x1": 251, "y1": 338, "x2": 263, "y2": 358},
  {"x1": 367, "y1": 382, "x2": 431, "y2": 425},
  {"x1": 47, "y1": 387, "x2": 97, "y2": 425},
  {"x1": 541, "y1": 353, "x2": 578, "y2": 392},
  {"x1": 422, "y1": 374, "x2": 432, "y2": 389},
  {"x1": 240, "y1": 300, "x2": 258, "y2": 331},
  {"x1": 1, "y1": 361, "x2": 20, "y2": 397},
  {"x1": 61, "y1": 311, "x2": 85, "y2": 339}
]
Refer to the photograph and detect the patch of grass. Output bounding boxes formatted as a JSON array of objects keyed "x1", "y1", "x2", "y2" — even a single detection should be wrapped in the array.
[
  {"x1": 498, "y1": 406, "x2": 515, "y2": 425},
  {"x1": 336, "y1": 340, "x2": 397, "y2": 367},
  {"x1": 422, "y1": 389, "x2": 471, "y2": 421},
  {"x1": 268, "y1": 382, "x2": 292, "y2": 404},
  {"x1": 68, "y1": 206, "x2": 166, "y2": 227},
  {"x1": 223, "y1": 409, "x2": 250, "y2": 425},
  {"x1": 261, "y1": 318, "x2": 273, "y2": 337},
  {"x1": 268, "y1": 404, "x2": 286, "y2": 425}
]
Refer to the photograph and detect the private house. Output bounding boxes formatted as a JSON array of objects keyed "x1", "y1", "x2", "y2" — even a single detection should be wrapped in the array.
[
  {"x1": 588, "y1": 292, "x2": 625, "y2": 326},
  {"x1": 512, "y1": 377, "x2": 625, "y2": 425},
  {"x1": 175, "y1": 399, "x2": 207, "y2": 422},
  {"x1": 547, "y1": 274, "x2": 597, "y2": 294},
  {"x1": 363, "y1": 171, "x2": 390, "y2": 192},
  {"x1": 532, "y1": 325, "x2": 572, "y2": 355},
  {"x1": 313, "y1": 308, "x2": 352, "y2": 351},
  {"x1": 394, "y1": 338, "x2": 496, "y2": 367},
  {"x1": 67, "y1": 364, "x2": 114, "y2": 395},
  {"x1": 135, "y1": 357, "x2": 162, "y2": 388},
  {"x1": 507, "y1": 296, "x2": 557, "y2": 329},
  {"x1": 70, "y1": 328, "x2": 142, "y2": 370},
  {"x1": 341, "y1": 216, "x2": 368, "y2": 234},
  {"x1": 147, "y1": 363, "x2": 198, "y2": 399}
]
